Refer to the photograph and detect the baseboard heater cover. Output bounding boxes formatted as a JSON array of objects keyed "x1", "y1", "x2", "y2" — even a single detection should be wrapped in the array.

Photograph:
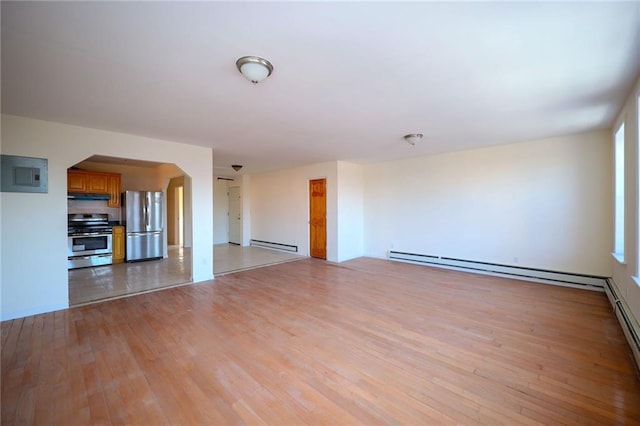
[
  {"x1": 605, "y1": 279, "x2": 640, "y2": 372},
  {"x1": 250, "y1": 239, "x2": 298, "y2": 253},
  {"x1": 388, "y1": 250, "x2": 607, "y2": 290}
]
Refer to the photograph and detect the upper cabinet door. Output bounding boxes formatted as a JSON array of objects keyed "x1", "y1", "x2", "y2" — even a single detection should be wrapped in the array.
[
  {"x1": 107, "y1": 175, "x2": 120, "y2": 207},
  {"x1": 67, "y1": 171, "x2": 88, "y2": 192},
  {"x1": 87, "y1": 173, "x2": 108, "y2": 193}
]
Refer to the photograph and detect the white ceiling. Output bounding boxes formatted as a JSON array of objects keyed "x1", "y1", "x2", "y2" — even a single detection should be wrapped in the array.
[{"x1": 2, "y1": 2, "x2": 639, "y2": 174}]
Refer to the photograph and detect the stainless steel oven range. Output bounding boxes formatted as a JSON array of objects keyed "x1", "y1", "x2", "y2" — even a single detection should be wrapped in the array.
[{"x1": 68, "y1": 213, "x2": 113, "y2": 269}]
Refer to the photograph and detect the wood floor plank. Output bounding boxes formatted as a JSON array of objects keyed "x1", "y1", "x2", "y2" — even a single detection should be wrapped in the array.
[{"x1": 2, "y1": 257, "x2": 640, "y2": 425}]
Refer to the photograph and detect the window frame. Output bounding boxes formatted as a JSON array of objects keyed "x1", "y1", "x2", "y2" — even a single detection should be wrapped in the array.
[{"x1": 613, "y1": 122, "x2": 625, "y2": 263}]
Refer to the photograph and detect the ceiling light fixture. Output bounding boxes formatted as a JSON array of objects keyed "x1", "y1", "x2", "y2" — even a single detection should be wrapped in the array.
[
  {"x1": 231, "y1": 164, "x2": 243, "y2": 172},
  {"x1": 236, "y1": 56, "x2": 274, "y2": 84},
  {"x1": 404, "y1": 133, "x2": 423, "y2": 146}
]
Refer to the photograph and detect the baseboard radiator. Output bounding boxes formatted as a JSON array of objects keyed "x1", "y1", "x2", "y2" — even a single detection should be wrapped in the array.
[
  {"x1": 605, "y1": 279, "x2": 640, "y2": 371},
  {"x1": 250, "y1": 239, "x2": 298, "y2": 253},
  {"x1": 388, "y1": 250, "x2": 607, "y2": 290}
]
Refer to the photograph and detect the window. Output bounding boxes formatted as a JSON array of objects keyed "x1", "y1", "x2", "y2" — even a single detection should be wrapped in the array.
[{"x1": 614, "y1": 123, "x2": 625, "y2": 261}]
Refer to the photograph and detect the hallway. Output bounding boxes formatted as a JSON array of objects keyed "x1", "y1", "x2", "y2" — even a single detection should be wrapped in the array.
[{"x1": 213, "y1": 243, "x2": 302, "y2": 275}]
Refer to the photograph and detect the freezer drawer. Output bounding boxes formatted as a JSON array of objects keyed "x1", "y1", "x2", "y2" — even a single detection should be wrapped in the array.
[{"x1": 126, "y1": 231, "x2": 163, "y2": 262}]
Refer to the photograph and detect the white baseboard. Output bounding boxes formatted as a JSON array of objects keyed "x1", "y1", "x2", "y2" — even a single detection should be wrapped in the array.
[
  {"x1": 605, "y1": 279, "x2": 640, "y2": 372},
  {"x1": 388, "y1": 250, "x2": 606, "y2": 291},
  {"x1": 250, "y1": 239, "x2": 298, "y2": 253}
]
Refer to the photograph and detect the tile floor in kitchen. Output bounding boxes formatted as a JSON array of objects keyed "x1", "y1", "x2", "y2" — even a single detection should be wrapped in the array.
[{"x1": 68, "y1": 244, "x2": 304, "y2": 306}]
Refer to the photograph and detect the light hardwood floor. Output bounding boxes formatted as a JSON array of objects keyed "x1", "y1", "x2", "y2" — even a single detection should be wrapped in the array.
[{"x1": 4, "y1": 258, "x2": 640, "y2": 424}]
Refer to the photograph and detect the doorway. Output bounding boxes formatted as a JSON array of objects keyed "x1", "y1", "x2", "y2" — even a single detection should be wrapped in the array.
[
  {"x1": 167, "y1": 176, "x2": 185, "y2": 247},
  {"x1": 176, "y1": 185, "x2": 184, "y2": 246},
  {"x1": 309, "y1": 178, "x2": 327, "y2": 259},
  {"x1": 68, "y1": 158, "x2": 192, "y2": 306},
  {"x1": 228, "y1": 186, "x2": 241, "y2": 245}
]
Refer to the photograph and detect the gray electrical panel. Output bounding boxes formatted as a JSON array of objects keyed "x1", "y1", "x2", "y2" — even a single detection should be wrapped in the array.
[{"x1": 1, "y1": 155, "x2": 48, "y2": 193}]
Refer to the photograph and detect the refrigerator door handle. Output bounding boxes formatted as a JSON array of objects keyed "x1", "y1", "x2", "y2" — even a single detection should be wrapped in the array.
[{"x1": 144, "y1": 195, "x2": 149, "y2": 229}]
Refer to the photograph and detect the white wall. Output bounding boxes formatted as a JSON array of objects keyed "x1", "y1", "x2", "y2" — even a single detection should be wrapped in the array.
[
  {"x1": 363, "y1": 130, "x2": 613, "y2": 276},
  {"x1": 0, "y1": 115, "x2": 214, "y2": 321},
  {"x1": 337, "y1": 161, "x2": 364, "y2": 262},
  {"x1": 611, "y1": 73, "x2": 640, "y2": 327},
  {"x1": 0, "y1": 130, "x2": 3, "y2": 315},
  {"x1": 241, "y1": 175, "x2": 252, "y2": 247},
  {"x1": 213, "y1": 177, "x2": 230, "y2": 244},
  {"x1": 250, "y1": 162, "x2": 338, "y2": 261}
]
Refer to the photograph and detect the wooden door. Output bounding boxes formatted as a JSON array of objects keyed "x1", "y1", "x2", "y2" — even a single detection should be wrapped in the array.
[{"x1": 309, "y1": 178, "x2": 327, "y2": 259}]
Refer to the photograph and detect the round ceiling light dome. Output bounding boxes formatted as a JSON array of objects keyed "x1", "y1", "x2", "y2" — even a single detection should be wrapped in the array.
[
  {"x1": 236, "y1": 56, "x2": 274, "y2": 84},
  {"x1": 404, "y1": 133, "x2": 423, "y2": 146}
]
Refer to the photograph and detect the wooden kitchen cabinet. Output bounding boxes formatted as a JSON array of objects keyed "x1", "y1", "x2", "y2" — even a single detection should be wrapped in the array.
[
  {"x1": 112, "y1": 226, "x2": 125, "y2": 263},
  {"x1": 67, "y1": 169, "x2": 121, "y2": 207},
  {"x1": 87, "y1": 173, "x2": 108, "y2": 193},
  {"x1": 67, "y1": 170, "x2": 88, "y2": 192},
  {"x1": 107, "y1": 174, "x2": 121, "y2": 207}
]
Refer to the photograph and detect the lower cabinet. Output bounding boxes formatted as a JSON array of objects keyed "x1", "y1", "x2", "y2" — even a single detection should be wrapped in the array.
[{"x1": 112, "y1": 226, "x2": 125, "y2": 263}]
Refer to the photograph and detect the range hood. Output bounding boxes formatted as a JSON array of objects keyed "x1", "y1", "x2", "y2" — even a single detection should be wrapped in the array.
[{"x1": 67, "y1": 193, "x2": 111, "y2": 201}]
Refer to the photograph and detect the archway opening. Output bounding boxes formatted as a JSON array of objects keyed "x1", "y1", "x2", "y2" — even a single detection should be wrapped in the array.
[{"x1": 67, "y1": 155, "x2": 193, "y2": 306}]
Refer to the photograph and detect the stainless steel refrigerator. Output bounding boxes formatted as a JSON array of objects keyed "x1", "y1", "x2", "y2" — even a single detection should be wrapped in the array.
[{"x1": 123, "y1": 190, "x2": 163, "y2": 262}]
